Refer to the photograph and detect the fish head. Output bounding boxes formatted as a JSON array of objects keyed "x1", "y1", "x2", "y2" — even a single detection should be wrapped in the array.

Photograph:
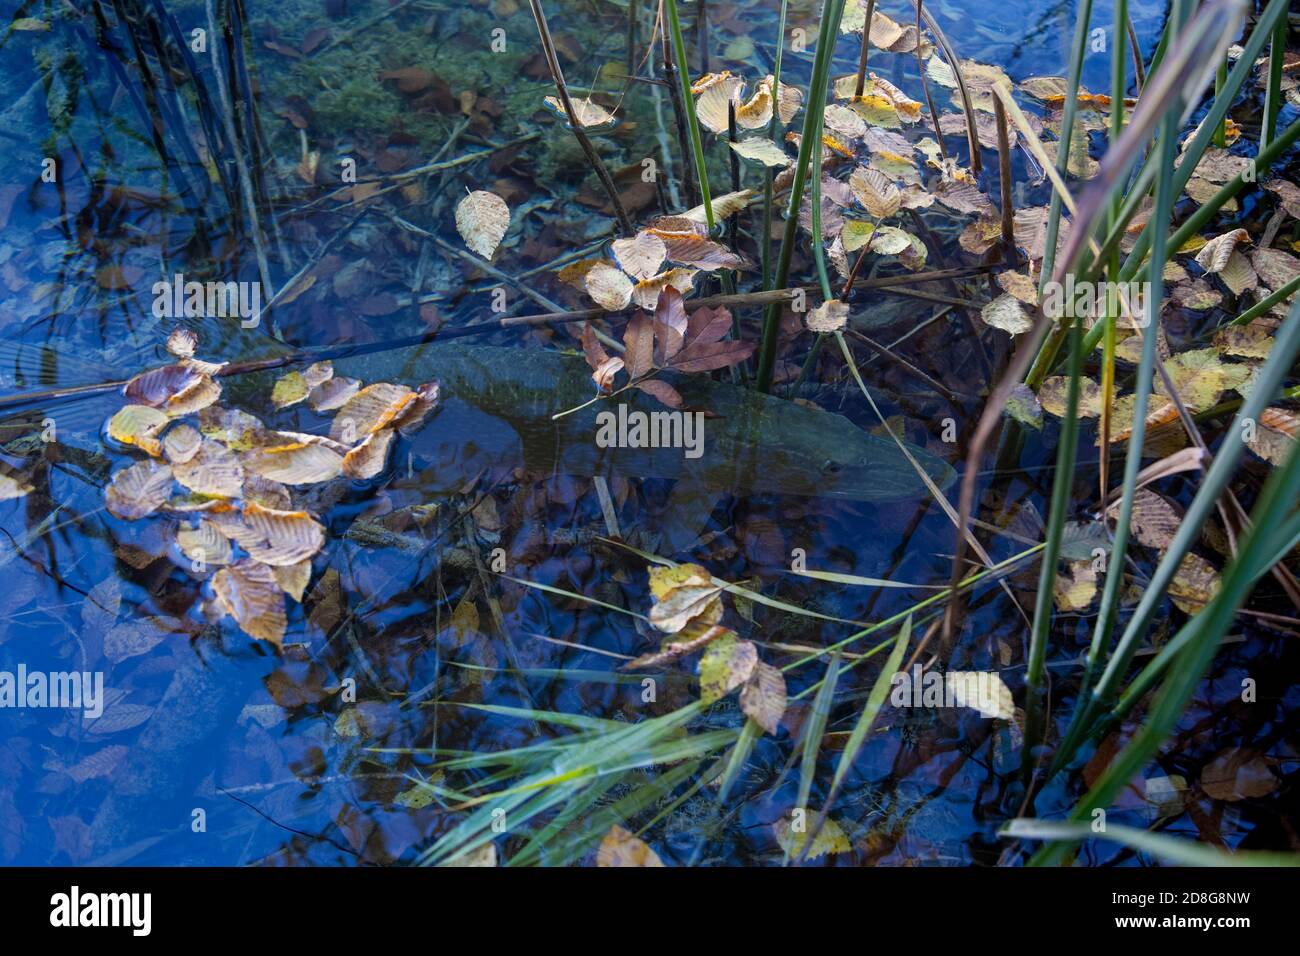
[{"x1": 717, "y1": 400, "x2": 956, "y2": 502}]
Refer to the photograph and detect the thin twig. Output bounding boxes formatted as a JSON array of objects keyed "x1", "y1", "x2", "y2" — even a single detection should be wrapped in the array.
[{"x1": 526, "y1": 0, "x2": 634, "y2": 235}]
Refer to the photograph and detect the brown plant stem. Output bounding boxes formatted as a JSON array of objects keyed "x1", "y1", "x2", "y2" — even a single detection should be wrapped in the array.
[
  {"x1": 526, "y1": 0, "x2": 635, "y2": 236},
  {"x1": 852, "y1": 0, "x2": 878, "y2": 98}
]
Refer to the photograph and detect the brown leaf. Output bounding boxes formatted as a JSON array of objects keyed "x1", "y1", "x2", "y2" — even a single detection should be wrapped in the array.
[
  {"x1": 622, "y1": 312, "x2": 655, "y2": 379},
  {"x1": 105, "y1": 460, "x2": 174, "y2": 520},
  {"x1": 653, "y1": 287, "x2": 688, "y2": 362},
  {"x1": 172, "y1": 440, "x2": 244, "y2": 498},
  {"x1": 1200, "y1": 750, "x2": 1278, "y2": 801},
  {"x1": 611, "y1": 233, "x2": 667, "y2": 281},
  {"x1": 330, "y1": 384, "x2": 417, "y2": 442},
  {"x1": 667, "y1": 338, "x2": 756, "y2": 374},
  {"x1": 212, "y1": 559, "x2": 287, "y2": 645},
  {"x1": 636, "y1": 378, "x2": 684, "y2": 408},
  {"x1": 212, "y1": 502, "x2": 326, "y2": 567},
  {"x1": 740, "y1": 661, "x2": 787, "y2": 734},
  {"x1": 244, "y1": 435, "x2": 345, "y2": 485},
  {"x1": 342, "y1": 428, "x2": 396, "y2": 479}
]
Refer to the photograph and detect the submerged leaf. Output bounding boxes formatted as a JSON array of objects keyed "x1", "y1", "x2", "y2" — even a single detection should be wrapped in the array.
[
  {"x1": 699, "y1": 634, "x2": 759, "y2": 704},
  {"x1": 271, "y1": 371, "x2": 310, "y2": 410},
  {"x1": 740, "y1": 661, "x2": 787, "y2": 734},
  {"x1": 945, "y1": 671, "x2": 1015, "y2": 719},
  {"x1": 455, "y1": 190, "x2": 510, "y2": 259},
  {"x1": 597, "y1": 825, "x2": 664, "y2": 867},
  {"x1": 773, "y1": 815, "x2": 851, "y2": 859},
  {"x1": 212, "y1": 559, "x2": 287, "y2": 645}
]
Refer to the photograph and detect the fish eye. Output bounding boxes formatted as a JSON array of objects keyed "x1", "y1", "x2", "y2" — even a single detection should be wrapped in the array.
[
  {"x1": 821, "y1": 459, "x2": 843, "y2": 475},
  {"x1": 857, "y1": 456, "x2": 868, "y2": 466}
]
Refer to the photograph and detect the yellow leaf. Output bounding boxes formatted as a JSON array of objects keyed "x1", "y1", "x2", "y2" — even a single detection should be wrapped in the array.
[
  {"x1": 597, "y1": 825, "x2": 664, "y2": 866},
  {"x1": 773, "y1": 815, "x2": 851, "y2": 859}
]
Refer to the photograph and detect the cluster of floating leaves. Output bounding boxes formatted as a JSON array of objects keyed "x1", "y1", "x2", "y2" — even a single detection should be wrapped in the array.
[
  {"x1": 103, "y1": 329, "x2": 438, "y2": 645},
  {"x1": 622, "y1": 562, "x2": 787, "y2": 735},
  {"x1": 577, "y1": 287, "x2": 754, "y2": 407}
]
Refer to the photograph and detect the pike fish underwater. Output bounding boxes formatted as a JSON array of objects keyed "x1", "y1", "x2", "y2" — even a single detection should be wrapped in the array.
[{"x1": 246, "y1": 341, "x2": 957, "y2": 502}]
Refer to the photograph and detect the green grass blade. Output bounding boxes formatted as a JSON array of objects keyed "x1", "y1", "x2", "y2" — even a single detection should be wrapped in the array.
[{"x1": 1007, "y1": 820, "x2": 1300, "y2": 866}]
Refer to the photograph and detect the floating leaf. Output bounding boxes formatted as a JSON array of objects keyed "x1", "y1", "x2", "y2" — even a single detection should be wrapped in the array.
[
  {"x1": 303, "y1": 361, "x2": 334, "y2": 389},
  {"x1": 162, "y1": 423, "x2": 202, "y2": 464},
  {"x1": 806, "y1": 299, "x2": 849, "y2": 333},
  {"x1": 585, "y1": 262, "x2": 634, "y2": 311},
  {"x1": 945, "y1": 671, "x2": 1015, "y2": 719},
  {"x1": 544, "y1": 95, "x2": 616, "y2": 128},
  {"x1": 997, "y1": 271, "x2": 1040, "y2": 305},
  {"x1": 631, "y1": 268, "x2": 696, "y2": 310},
  {"x1": 848, "y1": 166, "x2": 901, "y2": 218},
  {"x1": 172, "y1": 440, "x2": 244, "y2": 497},
  {"x1": 683, "y1": 189, "x2": 756, "y2": 224},
  {"x1": 1169, "y1": 553, "x2": 1221, "y2": 615},
  {"x1": 648, "y1": 584, "x2": 724, "y2": 633},
  {"x1": 1214, "y1": 322, "x2": 1273, "y2": 360},
  {"x1": 309, "y1": 376, "x2": 361, "y2": 412},
  {"x1": 1054, "y1": 560, "x2": 1098, "y2": 612},
  {"x1": 730, "y1": 137, "x2": 792, "y2": 167},
  {"x1": 866, "y1": 225, "x2": 914, "y2": 256},
  {"x1": 199, "y1": 406, "x2": 270, "y2": 451},
  {"x1": 596, "y1": 825, "x2": 664, "y2": 867},
  {"x1": 1245, "y1": 407, "x2": 1299, "y2": 466},
  {"x1": 983, "y1": 382, "x2": 1033, "y2": 435},
  {"x1": 1109, "y1": 489, "x2": 1183, "y2": 550},
  {"x1": 1195, "y1": 228, "x2": 1250, "y2": 274},
  {"x1": 611, "y1": 233, "x2": 667, "y2": 281},
  {"x1": 1037, "y1": 375, "x2": 1102, "y2": 419},
  {"x1": 176, "y1": 519, "x2": 233, "y2": 567},
  {"x1": 455, "y1": 190, "x2": 510, "y2": 259},
  {"x1": 342, "y1": 428, "x2": 396, "y2": 479},
  {"x1": 649, "y1": 230, "x2": 746, "y2": 271},
  {"x1": 212, "y1": 559, "x2": 287, "y2": 644},
  {"x1": 244, "y1": 435, "x2": 345, "y2": 484},
  {"x1": 1200, "y1": 750, "x2": 1278, "y2": 801},
  {"x1": 699, "y1": 634, "x2": 759, "y2": 704},
  {"x1": 108, "y1": 405, "x2": 169, "y2": 456},
  {"x1": 330, "y1": 384, "x2": 416, "y2": 442},
  {"x1": 849, "y1": 93, "x2": 900, "y2": 129},
  {"x1": 840, "y1": 220, "x2": 876, "y2": 252},
  {"x1": 740, "y1": 660, "x2": 787, "y2": 734},
  {"x1": 692, "y1": 72, "x2": 744, "y2": 133},
  {"x1": 1158, "y1": 348, "x2": 1252, "y2": 412},
  {"x1": 106, "y1": 460, "x2": 174, "y2": 520},
  {"x1": 213, "y1": 501, "x2": 326, "y2": 567},
  {"x1": 391, "y1": 382, "x2": 440, "y2": 436},
  {"x1": 272, "y1": 371, "x2": 310, "y2": 409},
  {"x1": 773, "y1": 815, "x2": 851, "y2": 859},
  {"x1": 981, "y1": 294, "x2": 1033, "y2": 335},
  {"x1": 243, "y1": 475, "x2": 293, "y2": 510},
  {"x1": 823, "y1": 103, "x2": 867, "y2": 141},
  {"x1": 167, "y1": 328, "x2": 198, "y2": 358}
]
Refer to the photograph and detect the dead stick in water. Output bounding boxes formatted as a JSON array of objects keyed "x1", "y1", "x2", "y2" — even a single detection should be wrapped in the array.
[
  {"x1": 992, "y1": 94, "x2": 1016, "y2": 254},
  {"x1": 913, "y1": 0, "x2": 948, "y2": 165},
  {"x1": 526, "y1": 0, "x2": 634, "y2": 236}
]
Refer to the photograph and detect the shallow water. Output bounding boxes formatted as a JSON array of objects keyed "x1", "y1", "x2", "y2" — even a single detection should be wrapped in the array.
[{"x1": 0, "y1": 0, "x2": 1295, "y2": 866}]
